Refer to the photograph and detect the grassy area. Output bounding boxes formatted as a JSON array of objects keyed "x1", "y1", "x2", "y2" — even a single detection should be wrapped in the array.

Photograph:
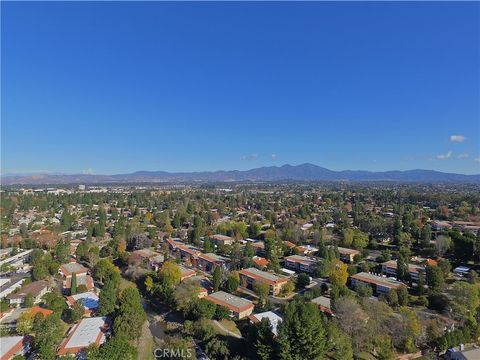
[
  {"x1": 210, "y1": 319, "x2": 242, "y2": 337},
  {"x1": 137, "y1": 320, "x2": 155, "y2": 360}
]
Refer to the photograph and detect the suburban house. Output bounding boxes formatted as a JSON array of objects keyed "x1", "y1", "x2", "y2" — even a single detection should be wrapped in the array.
[
  {"x1": 311, "y1": 296, "x2": 333, "y2": 315},
  {"x1": 66, "y1": 291, "x2": 99, "y2": 316},
  {"x1": 204, "y1": 291, "x2": 254, "y2": 319},
  {"x1": 248, "y1": 311, "x2": 283, "y2": 336},
  {"x1": 197, "y1": 253, "x2": 229, "y2": 273},
  {"x1": 284, "y1": 255, "x2": 318, "y2": 273},
  {"x1": 211, "y1": 234, "x2": 235, "y2": 246},
  {"x1": 381, "y1": 260, "x2": 425, "y2": 281},
  {"x1": 350, "y1": 272, "x2": 406, "y2": 295},
  {"x1": 0, "y1": 336, "x2": 30, "y2": 360},
  {"x1": 6, "y1": 280, "x2": 51, "y2": 306},
  {"x1": 57, "y1": 317, "x2": 109, "y2": 356},
  {"x1": 337, "y1": 247, "x2": 361, "y2": 263},
  {"x1": 238, "y1": 268, "x2": 289, "y2": 295}
]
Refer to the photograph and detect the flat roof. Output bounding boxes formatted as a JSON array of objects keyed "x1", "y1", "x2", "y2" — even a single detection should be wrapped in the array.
[
  {"x1": 60, "y1": 262, "x2": 88, "y2": 276},
  {"x1": 67, "y1": 291, "x2": 99, "y2": 310},
  {"x1": 199, "y1": 252, "x2": 228, "y2": 263},
  {"x1": 205, "y1": 291, "x2": 253, "y2": 313},
  {"x1": 0, "y1": 336, "x2": 25, "y2": 359},
  {"x1": 239, "y1": 268, "x2": 288, "y2": 285},
  {"x1": 350, "y1": 272, "x2": 405, "y2": 289},
  {"x1": 57, "y1": 317, "x2": 107, "y2": 355},
  {"x1": 212, "y1": 234, "x2": 234, "y2": 241},
  {"x1": 249, "y1": 311, "x2": 282, "y2": 336},
  {"x1": 337, "y1": 247, "x2": 361, "y2": 255},
  {"x1": 311, "y1": 296, "x2": 332, "y2": 310},
  {"x1": 284, "y1": 255, "x2": 318, "y2": 266},
  {"x1": 382, "y1": 260, "x2": 424, "y2": 274}
]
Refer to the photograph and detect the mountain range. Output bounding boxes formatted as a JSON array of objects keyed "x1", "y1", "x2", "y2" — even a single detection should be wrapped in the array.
[{"x1": 2, "y1": 164, "x2": 479, "y2": 185}]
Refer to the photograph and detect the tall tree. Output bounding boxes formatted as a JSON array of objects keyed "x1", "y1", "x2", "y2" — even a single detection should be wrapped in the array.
[
  {"x1": 277, "y1": 300, "x2": 327, "y2": 360},
  {"x1": 212, "y1": 266, "x2": 222, "y2": 292},
  {"x1": 70, "y1": 272, "x2": 77, "y2": 295}
]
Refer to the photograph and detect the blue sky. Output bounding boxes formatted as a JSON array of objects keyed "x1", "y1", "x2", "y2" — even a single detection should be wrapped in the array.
[{"x1": 1, "y1": 2, "x2": 479, "y2": 175}]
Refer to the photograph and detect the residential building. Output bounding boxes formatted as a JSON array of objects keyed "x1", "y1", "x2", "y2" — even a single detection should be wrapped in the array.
[
  {"x1": 64, "y1": 273, "x2": 94, "y2": 293},
  {"x1": 211, "y1": 234, "x2": 235, "y2": 246},
  {"x1": 6, "y1": 280, "x2": 51, "y2": 306},
  {"x1": 197, "y1": 253, "x2": 229, "y2": 273},
  {"x1": 350, "y1": 272, "x2": 406, "y2": 295},
  {"x1": 204, "y1": 291, "x2": 254, "y2": 319},
  {"x1": 66, "y1": 291, "x2": 99, "y2": 316},
  {"x1": 381, "y1": 260, "x2": 425, "y2": 281},
  {"x1": 252, "y1": 256, "x2": 270, "y2": 269},
  {"x1": 0, "y1": 336, "x2": 30, "y2": 360},
  {"x1": 179, "y1": 265, "x2": 196, "y2": 281},
  {"x1": 238, "y1": 268, "x2": 288, "y2": 295},
  {"x1": 0, "y1": 277, "x2": 27, "y2": 300},
  {"x1": 337, "y1": 247, "x2": 360, "y2": 263},
  {"x1": 248, "y1": 311, "x2": 283, "y2": 336},
  {"x1": 311, "y1": 296, "x2": 333, "y2": 315},
  {"x1": 57, "y1": 317, "x2": 109, "y2": 356},
  {"x1": 284, "y1": 255, "x2": 318, "y2": 273},
  {"x1": 59, "y1": 262, "x2": 89, "y2": 278}
]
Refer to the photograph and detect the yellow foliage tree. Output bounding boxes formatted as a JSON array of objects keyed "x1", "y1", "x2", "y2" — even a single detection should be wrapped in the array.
[{"x1": 329, "y1": 260, "x2": 348, "y2": 287}]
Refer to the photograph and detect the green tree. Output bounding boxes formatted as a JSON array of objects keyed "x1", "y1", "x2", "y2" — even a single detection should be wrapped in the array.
[
  {"x1": 396, "y1": 254, "x2": 409, "y2": 282},
  {"x1": 426, "y1": 265, "x2": 444, "y2": 291},
  {"x1": 89, "y1": 334, "x2": 137, "y2": 360},
  {"x1": 296, "y1": 273, "x2": 310, "y2": 289},
  {"x1": 159, "y1": 261, "x2": 181, "y2": 287},
  {"x1": 66, "y1": 300, "x2": 84, "y2": 323},
  {"x1": 278, "y1": 300, "x2": 327, "y2": 360},
  {"x1": 24, "y1": 293, "x2": 34, "y2": 308},
  {"x1": 255, "y1": 318, "x2": 276, "y2": 360},
  {"x1": 212, "y1": 266, "x2": 222, "y2": 292},
  {"x1": 98, "y1": 279, "x2": 117, "y2": 316},
  {"x1": 188, "y1": 298, "x2": 216, "y2": 320},
  {"x1": 225, "y1": 271, "x2": 240, "y2": 293},
  {"x1": 34, "y1": 314, "x2": 66, "y2": 360},
  {"x1": 113, "y1": 287, "x2": 146, "y2": 340},
  {"x1": 70, "y1": 272, "x2": 77, "y2": 295}
]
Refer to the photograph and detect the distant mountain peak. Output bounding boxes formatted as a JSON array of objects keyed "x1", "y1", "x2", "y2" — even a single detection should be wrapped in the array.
[{"x1": 1, "y1": 163, "x2": 479, "y2": 185}]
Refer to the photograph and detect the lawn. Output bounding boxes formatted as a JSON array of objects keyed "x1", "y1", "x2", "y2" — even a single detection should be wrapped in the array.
[{"x1": 210, "y1": 319, "x2": 242, "y2": 337}]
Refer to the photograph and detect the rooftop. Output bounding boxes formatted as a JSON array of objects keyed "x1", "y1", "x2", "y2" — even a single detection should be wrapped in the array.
[
  {"x1": 351, "y1": 272, "x2": 405, "y2": 289},
  {"x1": 57, "y1": 317, "x2": 108, "y2": 355},
  {"x1": 205, "y1": 291, "x2": 253, "y2": 312},
  {"x1": 0, "y1": 336, "x2": 26, "y2": 359},
  {"x1": 67, "y1": 291, "x2": 99, "y2": 310},
  {"x1": 239, "y1": 268, "x2": 288, "y2": 285},
  {"x1": 60, "y1": 262, "x2": 88, "y2": 276},
  {"x1": 337, "y1": 247, "x2": 361, "y2": 255},
  {"x1": 249, "y1": 311, "x2": 283, "y2": 336},
  {"x1": 284, "y1": 255, "x2": 318, "y2": 266},
  {"x1": 6, "y1": 280, "x2": 50, "y2": 300}
]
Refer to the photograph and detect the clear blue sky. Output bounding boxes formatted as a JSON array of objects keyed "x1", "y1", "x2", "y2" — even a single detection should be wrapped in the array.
[{"x1": 2, "y1": 2, "x2": 479, "y2": 175}]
